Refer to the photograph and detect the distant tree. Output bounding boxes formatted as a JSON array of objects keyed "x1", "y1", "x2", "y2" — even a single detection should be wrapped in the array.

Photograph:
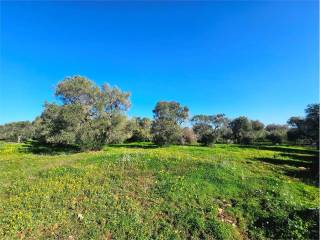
[
  {"x1": 191, "y1": 114, "x2": 230, "y2": 146},
  {"x1": 287, "y1": 104, "x2": 319, "y2": 145},
  {"x1": 34, "y1": 76, "x2": 131, "y2": 150},
  {"x1": 211, "y1": 114, "x2": 232, "y2": 143},
  {"x1": 251, "y1": 120, "x2": 264, "y2": 131},
  {"x1": 265, "y1": 124, "x2": 288, "y2": 144},
  {"x1": 127, "y1": 117, "x2": 152, "y2": 142},
  {"x1": 151, "y1": 101, "x2": 189, "y2": 146},
  {"x1": 191, "y1": 115, "x2": 214, "y2": 145},
  {"x1": 287, "y1": 116, "x2": 306, "y2": 143},
  {"x1": 230, "y1": 116, "x2": 252, "y2": 144},
  {"x1": 287, "y1": 116, "x2": 305, "y2": 129},
  {"x1": 0, "y1": 121, "x2": 34, "y2": 142},
  {"x1": 304, "y1": 104, "x2": 319, "y2": 145},
  {"x1": 250, "y1": 120, "x2": 266, "y2": 142}
]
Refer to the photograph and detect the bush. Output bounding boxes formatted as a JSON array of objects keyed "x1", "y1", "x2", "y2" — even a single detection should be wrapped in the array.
[
  {"x1": 0, "y1": 121, "x2": 34, "y2": 142},
  {"x1": 267, "y1": 132, "x2": 284, "y2": 145},
  {"x1": 127, "y1": 117, "x2": 152, "y2": 142},
  {"x1": 76, "y1": 119, "x2": 106, "y2": 151},
  {"x1": 265, "y1": 124, "x2": 288, "y2": 145},
  {"x1": 198, "y1": 131, "x2": 216, "y2": 146},
  {"x1": 77, "y1": 127, "x2": 104, "y2": 151},
  {"x1": 181, "y1": 127, "x2": 197, "y2": 145},
  {"x1": 192, "y1": 123, "x2": 216, "y2": 146},
  {"x1": 241, "y1": 135, "x2": 254, "y2": 145}
]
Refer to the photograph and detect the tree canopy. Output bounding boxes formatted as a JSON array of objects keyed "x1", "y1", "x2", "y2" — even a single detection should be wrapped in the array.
[
  {"x1": 151, "y1": 101, "x2": 189, "y2": 146},
  {"x1": 0, "y1": 75, "x2": 318, "y2": 150},
  {"x1": 34, "y1": 76, "x2": 131, "y2": 150}
]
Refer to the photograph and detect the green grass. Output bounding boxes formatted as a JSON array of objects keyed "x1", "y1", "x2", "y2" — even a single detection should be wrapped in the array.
[{"x1": 0, "y1": 141, "x2": 318, "y2": 239}]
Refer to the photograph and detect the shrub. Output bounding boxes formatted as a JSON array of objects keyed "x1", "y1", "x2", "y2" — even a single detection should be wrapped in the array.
[
  {"x1": 265, "y1": 124, "x2": 288, "y2": 145},
  {"x1": 0, "y1": 121, "x2": 34, "y2": 142},
  {"x1": 127, "y1": 117, "x2": 152, "y2": 142},
  {"x1": 198, "y1": 131, "x2": 216, "y2": 146},
  {"x1": 181, "y1": 127, "x2": 197, "y2": 145}
]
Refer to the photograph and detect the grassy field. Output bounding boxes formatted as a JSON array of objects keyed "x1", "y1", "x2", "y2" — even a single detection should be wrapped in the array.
[{"x1": 0, "y1": 142, "x2": 318, "y2": 240}]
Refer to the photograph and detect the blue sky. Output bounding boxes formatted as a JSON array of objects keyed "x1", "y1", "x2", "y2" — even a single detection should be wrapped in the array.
[{"x1": 0, "y1": 1, "x2": 318, "y2": 125}]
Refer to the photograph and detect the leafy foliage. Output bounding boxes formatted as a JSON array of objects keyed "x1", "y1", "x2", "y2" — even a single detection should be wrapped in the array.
[
  {"x1": 191, "y1": 114, "x2": 231, "y2": 146},
  {"x1": 230, "y1": 116, "x2": 252, "y2": 144},
  {"x1": 0, "y1": 75, "x2": 318, "y2": 151},
  {"x1": 127, "y1": 117, "x2": 152, "y2": 142},
  {"x1": 151, "y1": 101, "x2": 189, "y2": 146},
  {"x1": 287, "y1": 104, "x2": 319, "y2": 145},
  {"x1": 0, "y1": 121, "x2": 34, "y2": 142},
  {"x1": 265, "y1": 124, "x2": 288, "y2": 145},
  {"x1": 34, "y1": 76, "x2": 131, "y2": 150}
]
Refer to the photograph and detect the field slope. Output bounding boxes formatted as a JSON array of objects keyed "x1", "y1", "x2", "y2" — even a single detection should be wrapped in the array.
[{"x1": 0, "y1": 142, "x2": 319, "y2": 239}]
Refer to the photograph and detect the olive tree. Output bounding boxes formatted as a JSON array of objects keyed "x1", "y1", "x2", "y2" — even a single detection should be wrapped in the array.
[
  {"x1": 0, "y1": 121, "x2": 34, "y2": 142},
  {"x1": 191, "y1": 114, "x2": 231, "y2": 145},
  {"x1": 287, "y1": 116, "x2": 306, "y2": 143},
  {"x1": 287, "y1": 104, "x2": 319, "y2": 145},
  {"x1": 265, "y1": 124, "x2": 288, "y2": 145},
  {"x1": 304, "y1": 104, "x2": 319, "y2": 145},
  {"x1": 191, "y1": 115, "x2": 216, "y2": 146},
  {"x1": 230, "y1": 116, "x2": 252, "y2": 144},
  {"x1": 151, "y1": 101, "x2": 189, "y2": 146},
  {"x1": 251, "y1": 120, "x2": 266, "y2": 142},
  {"x1": 212, "y1": 114, "x2": 232, "y2": 143},
  {"x1": 34, "y1": 76, "x2": 131, "y2": 150},
  {"x1": 128, "y1": 117, "x2": 152, "y2": 142},
  {"x1": 33, "y1": 103, "x2": 85, "y2": 145}
]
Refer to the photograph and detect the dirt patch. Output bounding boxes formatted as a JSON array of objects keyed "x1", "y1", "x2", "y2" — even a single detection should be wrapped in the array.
[{"x1": 215, "y1": 198, "x2": 248, "y2": 239}]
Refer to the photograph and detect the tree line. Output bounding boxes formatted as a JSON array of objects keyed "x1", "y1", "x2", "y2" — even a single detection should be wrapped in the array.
[{"x1": 0, "y1": 76, "x2": 318, "y2": 150}]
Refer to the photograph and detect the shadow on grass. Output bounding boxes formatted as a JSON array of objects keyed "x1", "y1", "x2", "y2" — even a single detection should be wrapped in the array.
[
  {"x1": 254, "y1": 154, "x2": 319, "y2": 186},
  {"x1": 253, "y1": 207, "x2": 319, "y2": 239},
  {"x1": 239, "y1": 145, "x2": 318, "y2": 155},
  {"x1": 19, "y1": 141, "x2": 80, "y2": 155},
  {"x1": 108, "y1": 143, "x2": 159, "y2": 149},
  {"x1": 246, "y1": 144, "x2": 319, "y2": 186},
  {"x1": 279, "y1": 153, "x2": 317, "y2": 162},
  {"x1": 254, "y1": 157, "x2": 312, "y2": 168},
  {"x1": 285, "y1": 168, "x2": 319, "y2": 187}
]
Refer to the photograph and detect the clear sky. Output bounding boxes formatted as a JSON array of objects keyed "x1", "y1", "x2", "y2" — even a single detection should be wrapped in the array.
[{"x1": 0, "y1": 1, "x2": 318, "y2": 125}]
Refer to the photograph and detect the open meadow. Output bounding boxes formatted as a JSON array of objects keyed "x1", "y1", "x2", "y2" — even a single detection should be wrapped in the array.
[
  {"x1": 1, "y1": 1, "x2": 319, "y2": 240},
  {"x1": 0, "y1": 141, "x2": 318, "y2": 239}
]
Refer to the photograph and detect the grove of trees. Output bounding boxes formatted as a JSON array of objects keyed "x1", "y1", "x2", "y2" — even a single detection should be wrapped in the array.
[{"x1": 0, "y1": 76, "x2": 319, "y2": 150}]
